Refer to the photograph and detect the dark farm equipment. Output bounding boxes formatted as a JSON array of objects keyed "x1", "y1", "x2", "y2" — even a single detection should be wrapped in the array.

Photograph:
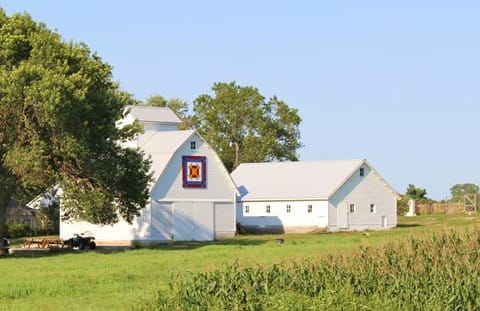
[{"x1": 65, "y1": 232, "x2": 96, "y2": 250}]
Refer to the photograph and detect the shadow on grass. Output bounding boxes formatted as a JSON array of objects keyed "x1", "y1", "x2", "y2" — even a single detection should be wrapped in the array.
[
  {"x1": 3, "y1": 246, "x2": 92, "y2": 258},
  {"x1": 154, "y1": 238, "x2": 267, "y2": 251},
  {"x1": 3, "y1": 238, "x2": 269, "y2": 258},
  {"x1": 396, "y1": 223, "x2": 422, "y2": 228}
]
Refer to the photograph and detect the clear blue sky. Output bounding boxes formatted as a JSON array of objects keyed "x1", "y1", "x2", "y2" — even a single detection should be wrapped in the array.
[{"x1": 2, "y1": 1, "x2": 479, "y2": 200}]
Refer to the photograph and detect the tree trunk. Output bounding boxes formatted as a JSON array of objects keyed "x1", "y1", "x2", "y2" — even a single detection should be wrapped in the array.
[
  {"x1": 233, "y1": 142, "x2": 240, "y2": 170},
  {"x1": 0, "y1": 197, "x2": 7, "y2": 256}
]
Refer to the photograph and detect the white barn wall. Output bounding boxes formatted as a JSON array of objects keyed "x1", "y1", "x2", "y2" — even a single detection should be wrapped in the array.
[
  {"x1": 150, "y1": 201, "x2": 172, "y2": 241},
  {"x1": 236, "y1": 200, "x2": 328, "y2": 233},
  {"x1": 329, "y1": 164, "x2": 397, "y2": 231},
  {"x1": 214, "y1": 202, "x2": 236, "y2": 239},
  {"x1": 150, "y1": 133, "x2": 236, "y2": 239},
  {"x1": 116, "y1": 112, "x2": 178, "y2": 132},
  {"x1": 60, "y1": 203, "x2": 151, "y2": 245},
  {"x1": 151, "y1": 135, "x2": 235, "y2": 202},
  {"x1": 61, "y1": 133, "x2": 237, "y2": 243},
  {"x1": 173, "y1": 202, "x2": 214, "y2": 241},
  {"x1": 60, "y1": 107, "x2": 237, "y2": 243},
  {"x1": 143, "y1": 122, "x2": 178, "y2": 132}
]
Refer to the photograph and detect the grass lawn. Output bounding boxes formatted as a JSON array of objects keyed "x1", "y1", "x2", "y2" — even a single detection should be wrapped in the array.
[{"x1": 1, "y1": 213, "x2": 480, "y2": 310}]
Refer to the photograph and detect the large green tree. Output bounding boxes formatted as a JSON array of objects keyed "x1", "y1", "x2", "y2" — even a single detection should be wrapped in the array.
[
  {"x1": 192, "y1": 81, "x2": 302, "y2": 171},
  {"x1": 405, "y1": 184, "x2": 430, "y2": 202},
  {"x1": 450, "y1": 183, "x2": 479, "y2": 204},
  {"x1": 0, "y1": 10, "x2": 151, "y2": 253}
]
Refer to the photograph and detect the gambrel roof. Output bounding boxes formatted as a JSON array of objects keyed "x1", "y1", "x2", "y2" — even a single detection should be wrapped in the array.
[
  {"x1": 231, "y1": 159, "x2": 397, "y2": 201},
  {"x1": 140, "y1": 130, "x2": 195, "y2": 183},
  {"x1": 139, "y1": 130, "x2": 238, "y2": 193}
]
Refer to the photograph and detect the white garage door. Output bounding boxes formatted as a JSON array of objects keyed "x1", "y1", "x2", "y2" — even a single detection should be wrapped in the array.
[{"x1": 173, "y1": 202, "x2": 214, "y2": 241}]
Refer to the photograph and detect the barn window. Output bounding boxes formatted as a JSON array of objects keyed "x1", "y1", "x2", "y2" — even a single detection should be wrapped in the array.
[
  {"x1": 245, "y1": 205, "x2": 250, "y2": 214},
  {"x1": 190, "y1": 141, "x2": 196, "y2": 150},
  {"x1": 349, "y1": 203, "x2": 356, "y2": 213},
  {"x1": 266, "y1": 205, "x2": 271, "y2": 213},
  {"x1": 370, "y1": 204, "x2": 376, "y2": 214},
  {"x1": 307, "y1": 205, "x2": 312, "y2": 213},
  {"x1": 286, "y1": 205, "x2": 291, "y2": 213},
  {"x1": 360, "y1": 168, "x2": 365, "y2": 177}
]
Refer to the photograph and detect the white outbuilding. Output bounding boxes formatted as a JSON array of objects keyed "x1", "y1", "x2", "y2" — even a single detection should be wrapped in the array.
[
  {"x1": 60, "y1": 106, "x2": 237, "y2": 244},
  {"x1": 231, "y1": 159, "x2": 398, "y2": 233}
]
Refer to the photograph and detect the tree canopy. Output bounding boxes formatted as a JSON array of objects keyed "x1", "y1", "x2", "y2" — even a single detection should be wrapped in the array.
[
  {"x1": 450, "y1": 183, "x2": 479, "y2": 202},
  {"x1": 405, "y1": 184, "x2": 430, "y2": 202},
  {"x1": 192, "y1": 82, "x2": 302, "y2": 171},
  {"x1": 0, "y1": 9, "x2": 151, "y2": 251},
  {"x1": 144, "y1": 94, "x2": 188, "y2": 119}
]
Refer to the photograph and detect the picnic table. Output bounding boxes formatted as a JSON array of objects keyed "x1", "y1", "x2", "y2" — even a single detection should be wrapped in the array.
[{"x1": 23, "y1": 238, "x2": 65, "y2": 249}]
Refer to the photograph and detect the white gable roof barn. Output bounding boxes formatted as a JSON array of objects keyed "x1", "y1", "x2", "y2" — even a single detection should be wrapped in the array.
[
  {"x1": 232, "y1": 159, "x2": 397, "y2": 233},
  {"x1": 60, "y1": 106, "x2": 237, "y2": 244}
]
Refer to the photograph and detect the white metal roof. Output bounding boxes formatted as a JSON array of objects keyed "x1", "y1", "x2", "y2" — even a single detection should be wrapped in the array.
[
  {"x1": 231, "y1": 159, "x2": 367, "y2": 201},
  {"x1": 125, "y1": 105, "x2": 182, "y2": 124}
]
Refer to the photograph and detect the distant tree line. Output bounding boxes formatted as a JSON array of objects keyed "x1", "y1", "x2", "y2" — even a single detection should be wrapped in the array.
[{"x1": 398, "y1": 183, "x2": 480, "y2": 215}]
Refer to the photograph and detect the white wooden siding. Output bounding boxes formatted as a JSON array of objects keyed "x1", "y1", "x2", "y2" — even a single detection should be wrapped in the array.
[
  {"x1": 329, "y1": 164, "x2": 397, "y2": 231},
  {"x1": 143, "y1": 122, "x2": 178, "y2": 132},
  {"x1": 151, "y1": 201, "x2": 173, "y2": 240},
  {"x1": 236, "y1": 200, "x2": 329, "y2": 230},
  {"x1": 151, "y1": 136, "x2": 236, "y2": 202},
  {"x1": 173, "y1": 202, "x2": 214, "y2": 241},
  {"x1": 214, "y1": 203, "x2": 235, "y2": 232},
  {"x1": 59, "y1": 203, "x2": 151, "y2": 242}
]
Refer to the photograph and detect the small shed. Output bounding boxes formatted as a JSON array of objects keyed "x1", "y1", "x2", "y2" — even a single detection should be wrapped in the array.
[{"x1": 231, "y1": 159, "x2": 398, "y2": 233}]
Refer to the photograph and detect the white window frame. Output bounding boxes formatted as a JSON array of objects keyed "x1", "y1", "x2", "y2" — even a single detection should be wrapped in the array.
[
  {"x1": 266, "y1": 205, "x2": 271, "y2": 214},
  {"x1": 245, "y1": 205, "x2": 250, "y2": 214},
  {"x1": 359, "y1": 167, "x2": 365, "y2": 177},
  {"x1": 190, "y1": 141, "x2": 196, "y2": 150},
  {"x1": 286, "y1": 204, "x2": 291, "y2": 213},
  {"x1": 370, "y1": 203, "x2": 376, "y2": 214},
  {"x1": 307, "y1": 204, "x2": 312, "y2": 213},
  {"x1": 349, "y1": 203, "x2": 356, "y2": 214}
]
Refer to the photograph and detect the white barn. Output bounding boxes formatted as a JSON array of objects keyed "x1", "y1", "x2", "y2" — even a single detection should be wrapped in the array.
[
  {"x1": 60, "y1": 106, "x2": 237, "y2": 244},
  {"x1": 231, "y1": 159, "x2": 398, "y2": 233}
]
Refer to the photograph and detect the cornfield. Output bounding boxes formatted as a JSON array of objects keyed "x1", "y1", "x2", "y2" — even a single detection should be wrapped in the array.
[{"x1": 142, "y1": 229, "x2": 480, "y2": 310}]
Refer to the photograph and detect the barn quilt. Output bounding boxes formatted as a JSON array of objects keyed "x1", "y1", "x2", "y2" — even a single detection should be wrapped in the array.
[{"x1": 182, "y1": 155, "x2": 207, "y2": 188}]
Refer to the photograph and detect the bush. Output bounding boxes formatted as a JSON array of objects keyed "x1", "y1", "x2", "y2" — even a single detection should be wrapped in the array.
[
  {"x1": 5, "y1": 223, "x2": 34, "y2": 238},
  {"x1": 397, "y1": 196, "x2": 409, "y2": 215}
]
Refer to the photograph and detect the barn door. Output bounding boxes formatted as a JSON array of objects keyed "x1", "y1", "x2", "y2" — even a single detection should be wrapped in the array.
[
  {"x1": 193, "y1": 202, "x2": 214, "y2": 241},
  {"x1": 173, "y1": 202, "x2": 194, "y2": 241},
  {"x1": 151, "y1": 201, "x2": 173, "y2": 240},
  {"x1": 337, "y1": 204, "x2": 349, "y2": 229},
  {"x1": 173, "y1": 202, "x2": 214, "y2": 241}
]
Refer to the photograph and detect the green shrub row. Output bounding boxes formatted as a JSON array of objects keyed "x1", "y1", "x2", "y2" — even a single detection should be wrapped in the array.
[
  {"x1": 142, "y1": 229, "x2": 480, "y2": 310},
  {"x1": 4, "y1": 223, "x2": 57, "y2": 238},
  {"x1": 5, "y1": 223, "x2": 34, "y2": 238}
]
